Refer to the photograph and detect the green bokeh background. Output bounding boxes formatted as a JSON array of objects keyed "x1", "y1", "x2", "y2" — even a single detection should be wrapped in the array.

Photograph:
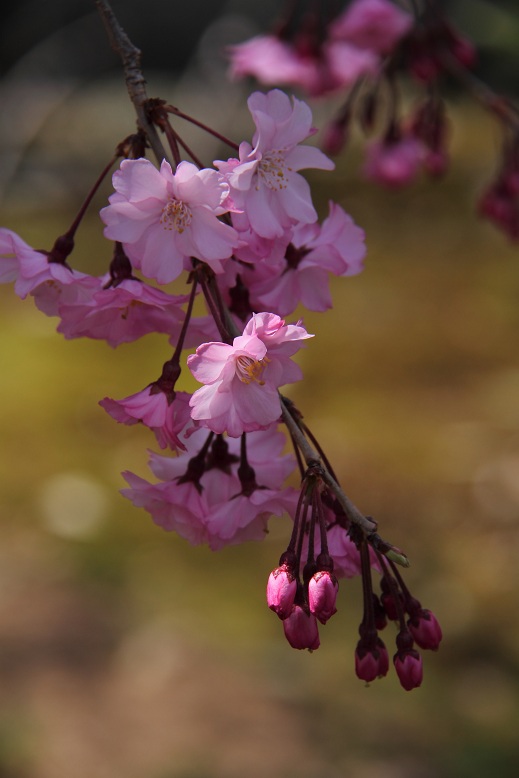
[{"x1": 1, "y1": 3, "x2": 519, "y2": 777}]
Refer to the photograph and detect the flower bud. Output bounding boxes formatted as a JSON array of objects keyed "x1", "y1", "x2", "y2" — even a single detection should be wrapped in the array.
[
  {"x1": 308, "y1": 570, "x2": 339, "y2": 624},
  {"x1": 355, "y1": 637, "x2": 389, "y2": 682},
  {"x1": 283, "y1": 605, "x2": 320, "y2": 651},
  {"x1": 394, "y1": 648, "x2": 423, "y2": 691},
  {"x1": 408, "y1": 609, "x2": 442, "y2": 650},
  {"x1": 267, "y1": 564, "x2": 297, "y2": 620}
]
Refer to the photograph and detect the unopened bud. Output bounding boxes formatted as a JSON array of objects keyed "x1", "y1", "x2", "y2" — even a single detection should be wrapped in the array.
[
  {"x1": 308, "y1": 570, "x2": 338, "y2": 624},
  {"x1": 267, "y1": 564, "x2": 297, "y2": 620},
  {"x1": 408, "y1": 609, "x2": 442, "y2": 650},
  {"x1": 283, "y1": 605, "x2": 320, "y2": 651},
  {"x1": 394, "y1": 648, "x2": 423, "y2": 691}
]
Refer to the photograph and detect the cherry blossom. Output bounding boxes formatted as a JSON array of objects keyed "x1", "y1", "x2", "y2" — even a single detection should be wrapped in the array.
[
  {"x1": 188, "y1": 312, "x2": 312, "y2": 437},
  {"x1": 215, "y1": 89, "x2": 334, "y2": 239},
  {"x1": 100, "y1": 158, "x2": 239, "y2": 283},
  {"x1": 0, "y1": 228, "x2": 88, "y2": 301},
  {"x1": 363, "y1": 135, "x2": 425, "y2": 188},
  {"x1": 122, "y1": 426, "x2": 298, "y2": 550},
  {"x1": 57, "y1": 276, "x2": 189, "y2": 347},
  {"x1": 330, "y1": 0, "x2": 413, "y2": 55},
  {"x1": 100, "y1": 390, "x2": 192, "y2": 451},
  {"x1": 227, "y1": 35, "x2": 317, "y2": 89},
  {"x1": 247, "y1": 202, "x2": 366, "y2": 316}
]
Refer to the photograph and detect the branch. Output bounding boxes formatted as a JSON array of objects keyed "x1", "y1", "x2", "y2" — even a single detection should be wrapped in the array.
[{"x1": 95, "y1": 0, "x2": 170, "y2": 165}]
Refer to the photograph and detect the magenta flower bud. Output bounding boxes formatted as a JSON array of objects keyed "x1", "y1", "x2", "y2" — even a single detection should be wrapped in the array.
[
  {"x1": 267, "y1": 565, "x2": 297, "y2": 620},
  {"x1": 394, "y1": 649, "x2": 423, "y2": 691},
  {"x1": 283, "y1": 605, "x2": 320, "y2": 651},
  {"x1": 408, "y1": 609, "x2": 442, "y2": 650},
  {"x1": 308, "y1": 570, "x2": 339, "y2": 624},
  {"x1": 355, "y1": 638, "x2": 389, "y2": 682}
]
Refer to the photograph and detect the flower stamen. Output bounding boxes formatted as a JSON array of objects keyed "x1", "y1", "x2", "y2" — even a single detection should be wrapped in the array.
[
  {"x1": 160, "y1": 198, "x2": 192, "y2": 233},
  {"x1": 235, "y1": 354, "x2": 270, "y2": 384}
]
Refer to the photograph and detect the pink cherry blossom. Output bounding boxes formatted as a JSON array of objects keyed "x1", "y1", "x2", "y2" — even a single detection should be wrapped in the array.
[
  {"x1": 215, "y1": 89, "x2": 334, "y2": 239},
  {"x1": 321, "y1": 40, "x2": 379, "y2": 89},
  {"x1": 227, "y1": 35, "x2": 317, "y2": 88},
  {"x1": 299, "y1": 523, "x2": 380, "y2": 580},
  {"x1": 227, "y1": 35, "x2": 378, "y2": 98},
  {"x1": 363, "y1": 135, "x2": 425, "y2": 188},
  {"x1": 188, "y1": 312, "x2": 312, "y2": 437},
  {"x1": 0, "y1": 228, "x2": 88, "y2": 300},
  {"x1": 249, "y1": 202, "x2": 366, "y2": 316},
  {"x1": 57, "y1": 276, "x2": 189, "y2": 347},
  {"x1": 100, "y1": 158, "x2": 239, "y2": 283},
  {"x1": 330, "y1": 0, "x2": 413, "y2": 55},
  {"x1": 122, "y1": 426, "x2": 298, "y2": 550},
  {"x1": 100, "y1": 390, "x2": 192, "y2": 451}
]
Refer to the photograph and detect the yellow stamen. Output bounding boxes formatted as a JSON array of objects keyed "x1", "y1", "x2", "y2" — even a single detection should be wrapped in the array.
[{"x1": 235, "y1": 355, "x2": 270, "y2": 385}]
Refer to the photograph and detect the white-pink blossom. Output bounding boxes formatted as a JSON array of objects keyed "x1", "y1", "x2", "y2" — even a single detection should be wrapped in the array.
[
  {"x1": 188, "y1": 312, "x2": 312, "y2": 437},
  {"x1": 100, "y1": 158, "x2": 239, "y2": 284},
  {"x1": 215, "y1": 89, "x2": 334, "y2": 239}
]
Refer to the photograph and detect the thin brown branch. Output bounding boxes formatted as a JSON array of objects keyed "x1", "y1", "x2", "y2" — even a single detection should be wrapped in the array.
[{"x1": 95, "y1": 0, "x2": 171, "y2": 165}]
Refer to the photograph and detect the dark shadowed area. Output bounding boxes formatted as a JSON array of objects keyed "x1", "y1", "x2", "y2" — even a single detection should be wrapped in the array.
[{"x1": 1, "y1": 2, "x2": 519, "y2": 777}]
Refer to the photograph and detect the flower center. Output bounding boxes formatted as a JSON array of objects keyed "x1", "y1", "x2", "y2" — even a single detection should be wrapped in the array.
[
  {"x1": 257, "y1": 150, "x2": 291, "y2": 191},
  {"x1": 235, "y1": 355, "x2": 270, "y2": 385},
  {"x1": 160, "y1": 199, "x2": 192, "y2": 233}
]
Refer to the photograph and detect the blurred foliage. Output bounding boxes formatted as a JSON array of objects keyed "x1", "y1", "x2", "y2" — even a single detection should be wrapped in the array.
[{"x1": 1, "y1": 2, "x2": 519, "y2": 777}]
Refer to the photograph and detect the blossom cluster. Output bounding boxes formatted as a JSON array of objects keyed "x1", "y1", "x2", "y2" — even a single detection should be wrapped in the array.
[
  {"x1": 1, "y1": 77, "x2": 440, "y2": 689},
  {"x1": 228, "y1": 0, "x2": 519, "y2": 240}
]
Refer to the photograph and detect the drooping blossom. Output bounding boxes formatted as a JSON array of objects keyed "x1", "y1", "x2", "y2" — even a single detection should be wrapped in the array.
[
  {"x1": 100, "y1": 390, "x2": 192, "y2": 451},
  {"x1": 215, "y1": 89, "x2": 334, "y2": 239},
  {"x1": 188, "y1": 312, "x2": 312, "y2": 437},
  {"x1": 246, "y1": 201, "x2": 366, "y2": 316},
  {"x1": 228, "y1": 35, "x2": 317, "y2": 89},
  {"x1": 227, "y1": 32, "x2": 378, "y2": 98},
  {"x1": 57, "y1": 276, "x2": 189, "y2": 347},
  {"x1": 100, "y1": 158, "x2": 239, "y2": 283},
  {"x1": 0, "y1": 228, "x2": 88, "y2": 301},
  {"x1": 122, "y1": 425, "x2": 298, "y2": 550},
  {"x1": 330, "y1": 0, "x2": 413, "y2": 55}
]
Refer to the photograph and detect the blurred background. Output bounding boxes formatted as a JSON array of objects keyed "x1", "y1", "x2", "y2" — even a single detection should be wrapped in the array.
[{"x1": 1, "y1": 1, "x2": 519, "y2": 777}]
